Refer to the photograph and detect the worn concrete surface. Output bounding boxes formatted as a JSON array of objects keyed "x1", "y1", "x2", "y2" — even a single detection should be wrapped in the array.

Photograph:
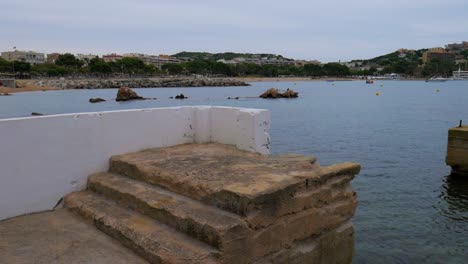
[
  {"x1": 110, "y1": 143, "x2": 360, "y2": 216},
  {"x1": 65, "y1": 192, "x2": 219, "y2": 264},
  {"x1": 446, "y1": 126, "x2": 468, "y2": 175},
  {"x1": 0, "y1": 143, "x2": 358, "y2": 264},
  {"x1": 88, "y1": 172, "x2": 251, "y2": 251},
  {"x1": 0, "y1": 209, "x2": 148, "y2": 264}
]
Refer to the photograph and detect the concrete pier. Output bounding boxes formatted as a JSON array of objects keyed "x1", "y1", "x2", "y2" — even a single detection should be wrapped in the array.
[{"x1": 446, "y1": 125, "x2": 468, "y2": 176}]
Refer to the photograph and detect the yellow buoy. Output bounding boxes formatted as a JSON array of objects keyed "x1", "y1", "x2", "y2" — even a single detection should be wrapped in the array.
[
  {"x1": 380, "y1": 84, "x2": 384, "y2": 87},
  {"x1": 376, "y1": 91, "x2": 380, "y2": 96},
  {"x1": 436, "y1": 89, "x2": 440, "y2": 93},
  {"x1": 332, "y1": 83, "x2": 335, "y2": 86}
]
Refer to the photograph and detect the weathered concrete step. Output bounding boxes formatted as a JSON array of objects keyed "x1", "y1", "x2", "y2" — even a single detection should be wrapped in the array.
[
  {"x1": 88, "y1": 172, "x2": 251, "y2": 254},
  {"x1": 254, "y1": 221, "x2": 355, "y2": 264},
  {"x1": 109, "y1": 143, "x2": 359, "y2": 216},
  {"x1": 64, "y1": 191, "x2": 220, "y2": 264}
]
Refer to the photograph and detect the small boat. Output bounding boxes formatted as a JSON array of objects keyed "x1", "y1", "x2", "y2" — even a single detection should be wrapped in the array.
[
  {"x1": 366, "y1": 79, "x2": 374, "y2": 84},
  {"x1": 426, "y1": 76, "x2": 448, "y2": 82}
]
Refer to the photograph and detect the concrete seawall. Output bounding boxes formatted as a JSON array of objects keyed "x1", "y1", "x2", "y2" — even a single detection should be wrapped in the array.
[{"x1": 0, "y1": 106, "x2": 270, "y2": 220}]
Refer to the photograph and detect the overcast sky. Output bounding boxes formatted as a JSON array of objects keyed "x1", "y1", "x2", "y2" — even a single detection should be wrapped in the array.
[{"x1": 1, "y1": 0, "x2": 467, "y2": 62}]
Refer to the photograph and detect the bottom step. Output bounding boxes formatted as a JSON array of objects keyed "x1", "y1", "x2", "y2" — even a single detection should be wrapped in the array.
[{"x1": 65, "y1": 191, "x2": 219, "y2": 264}]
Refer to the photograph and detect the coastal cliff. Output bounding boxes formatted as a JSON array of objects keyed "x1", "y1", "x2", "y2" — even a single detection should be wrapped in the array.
[{"x1": 20, "y1": 77, "x2": 249, "y2": 90}]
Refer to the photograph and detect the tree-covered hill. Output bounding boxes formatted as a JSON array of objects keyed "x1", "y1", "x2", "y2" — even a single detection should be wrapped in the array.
[{"x1": 172, "y1": 51, "x2": 290, "y2": 61}]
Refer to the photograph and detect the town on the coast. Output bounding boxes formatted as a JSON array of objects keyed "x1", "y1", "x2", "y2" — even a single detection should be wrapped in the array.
[{"x1": 1, "y1": 41, "x2": 467, "y2": 83}]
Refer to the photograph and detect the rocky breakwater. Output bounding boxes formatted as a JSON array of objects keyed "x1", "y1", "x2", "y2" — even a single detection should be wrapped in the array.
[{"x1": 24, "y1": 77, "x2": 249, "y2": 90}]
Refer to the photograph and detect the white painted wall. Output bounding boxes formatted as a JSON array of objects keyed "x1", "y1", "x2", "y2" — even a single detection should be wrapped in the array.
[{"x1": 0, "y1": 106, "x2": 270, "y2": 220}]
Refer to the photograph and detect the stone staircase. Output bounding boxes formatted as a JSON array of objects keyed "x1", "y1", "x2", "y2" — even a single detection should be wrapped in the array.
[{"x1": 64, "y1": 143, "x2": 360, "y2": 264}]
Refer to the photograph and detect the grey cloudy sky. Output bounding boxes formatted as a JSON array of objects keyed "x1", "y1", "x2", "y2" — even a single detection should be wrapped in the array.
[{"x1": 1, "y1": 0, "x2": 467, "y2": 61}]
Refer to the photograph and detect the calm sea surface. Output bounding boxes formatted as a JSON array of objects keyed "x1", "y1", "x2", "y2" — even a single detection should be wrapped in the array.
[{"x1": 1, "y1": 80, "x2": 468, "y2": 263}]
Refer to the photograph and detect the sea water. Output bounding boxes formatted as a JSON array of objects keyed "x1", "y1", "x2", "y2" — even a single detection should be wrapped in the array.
[{"x1": 1, "y1": 80, "x2": 468, "y2": 263}]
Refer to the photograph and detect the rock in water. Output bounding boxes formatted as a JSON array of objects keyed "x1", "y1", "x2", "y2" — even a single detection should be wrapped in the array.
[
  {"x1": 174, "y1": 93, "x2": 188, "y2": 99},
  {"x1": 116, "y1": 87, "x2": 144, "y2": 101},
  {"x1": 282, "y1": 88, "x2": 298, "y2": 98},
  {"x1": 89, "y1": 98, "x2": 106, "y2": 103},
  {"x1": 259, "y1": 88, "x2": 298, "y2": 98},
  {"x1": 259, "y1": 88, "x2": 280, "y2": 98}
]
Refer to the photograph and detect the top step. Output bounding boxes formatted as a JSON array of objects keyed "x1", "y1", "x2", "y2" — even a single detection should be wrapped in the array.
[{"x1": 109, "y1": 143, "x2": 360, "y2": 216}]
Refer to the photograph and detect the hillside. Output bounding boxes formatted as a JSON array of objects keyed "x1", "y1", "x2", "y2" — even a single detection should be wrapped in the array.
[
  {"x1": 359, "y1": 49, "x2": 426, "y2": 66},
  {"x1": 172, "y1": 52, "x2": 290, "y2": 61}
]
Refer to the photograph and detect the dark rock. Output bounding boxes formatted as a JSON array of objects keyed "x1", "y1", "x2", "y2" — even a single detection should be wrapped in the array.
[
  {"x1": 31, "y1": 112, "x2": 44, "y2": 116},
  {"x1": 259, "y1": 88, "x2": 298, "y2": 99},
  {"x1": 174, "y1": 94, "x2": 188, "y2": 99},
  {"x1": 1, "y1": 93, "x2": 12, "y2": 96},
  {"x1": 282, "y1": 88, "x2": 299, "y2": 98},
  {"x1": 116, "y1": 87, "x2": 145, "y2": 101},
  {"x1": 89, "y1": 98, "x2": 106, "y2": 103}
]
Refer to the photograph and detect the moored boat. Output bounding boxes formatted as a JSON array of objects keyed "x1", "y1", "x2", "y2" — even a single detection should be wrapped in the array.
[{"x1": 426, "y1": 76, "x2": 448, "y2": 82}]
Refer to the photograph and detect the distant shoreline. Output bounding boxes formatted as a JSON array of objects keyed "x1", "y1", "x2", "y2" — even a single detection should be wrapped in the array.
[
  {"x1": 0, "y1": 76, "x2": 430, "y2": 94},
  {"x1": 235, "y1": 77, "x2": 427, "y2": 82},
  {"x1": 236, "y1": 77, "x2": 357, "y2": 82}
]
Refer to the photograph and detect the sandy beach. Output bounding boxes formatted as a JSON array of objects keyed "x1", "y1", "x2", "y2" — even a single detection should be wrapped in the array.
[{"x1": 0, "y1": 80, "x2": 59, "y2": 94}]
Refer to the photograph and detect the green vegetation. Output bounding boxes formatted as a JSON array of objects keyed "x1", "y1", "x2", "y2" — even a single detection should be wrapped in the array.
[
  {"x1": 162, "y1": 60, "x2": 352, "y2": 77},
  {"x1": 353, "y1": 47, "x2": 466, "y2": 77},
  {"x1": 1, "y1": 47, "x2": 466, "y2": 78},
  {"x1": 0, "y1": 54, "x2": 160, "y2": 77},
  {"x1": 172, "y1": 52, "x2": 289, "y2": 61},
  {"x1": 421, "y1": 59, "x2": 458, "y2": 77},
  {"x1": 55, "y1": 53, "x2": 84, "y2": 68}
]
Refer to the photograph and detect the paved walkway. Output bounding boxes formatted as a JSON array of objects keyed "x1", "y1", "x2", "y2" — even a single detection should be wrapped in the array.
[{"x1": 0, "y1": 209, "x2": 148, "y2": 264}]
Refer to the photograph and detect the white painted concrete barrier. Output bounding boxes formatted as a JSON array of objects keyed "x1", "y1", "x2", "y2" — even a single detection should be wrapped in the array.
[{"x1": 0, "y1": 106, "x2": 270, "y2": 220}]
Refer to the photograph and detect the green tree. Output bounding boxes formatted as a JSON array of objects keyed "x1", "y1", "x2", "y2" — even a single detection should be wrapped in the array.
[
  {"x1": 162, "y1": 63, "x2": 184, "y2": 75},
  {"x1": 31, "y1": 64, "x2": 70, "y2": 77},
  {"x1": 461, "y1": 50, "x2": 468, "y2": 58},
  {"x1": 88, "y1": 58, "x2": 112, "y2": 74},
  {"x1": 55, "y1": 53, "x2": 83, "y2": 68},
  {"x1": 303, "y1": 64, "x2": 323, "y2": 76},
  {"x1": 0, "y1": 58, "x2": 12, "y2": 72},
  {"x1": 116, "y1": 57, "x2": 147, "y2": 74},
  {"x1": 12, "y1": 61, "x2": 32, "y2": 73},
  {"x1": 322, "y1": 63, "x2": 350, "y2": 76},
  {"x1": 422, "y1": 59, "x2": 456, "y2": 77}
]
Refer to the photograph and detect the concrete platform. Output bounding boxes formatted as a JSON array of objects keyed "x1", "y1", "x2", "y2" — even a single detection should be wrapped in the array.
[
  {"x1": 1, "y1": 143, "x2": 360, "y2": 263},
  {"x1": 109, "y1": 143, "x2": 360, "y2": 216},
  {"x1": 0, "y1": 209, "x2": 148, "y2": 264}
]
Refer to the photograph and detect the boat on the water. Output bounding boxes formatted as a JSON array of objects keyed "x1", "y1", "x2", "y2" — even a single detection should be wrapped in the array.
[
  {"x1": 426, "y1": 76, "x2": 449, "y2": 82},
  {"x1": 453, "y1": 67, "x2": 468, "y2": 80},
  {"x1": 366, "y1": 79, "x2": 374, "y2": 84}
]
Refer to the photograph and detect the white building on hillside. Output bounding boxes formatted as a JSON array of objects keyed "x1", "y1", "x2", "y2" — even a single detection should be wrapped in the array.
[{"x1": 1, "y1": 50, "x2": 45, "y2": 65}]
